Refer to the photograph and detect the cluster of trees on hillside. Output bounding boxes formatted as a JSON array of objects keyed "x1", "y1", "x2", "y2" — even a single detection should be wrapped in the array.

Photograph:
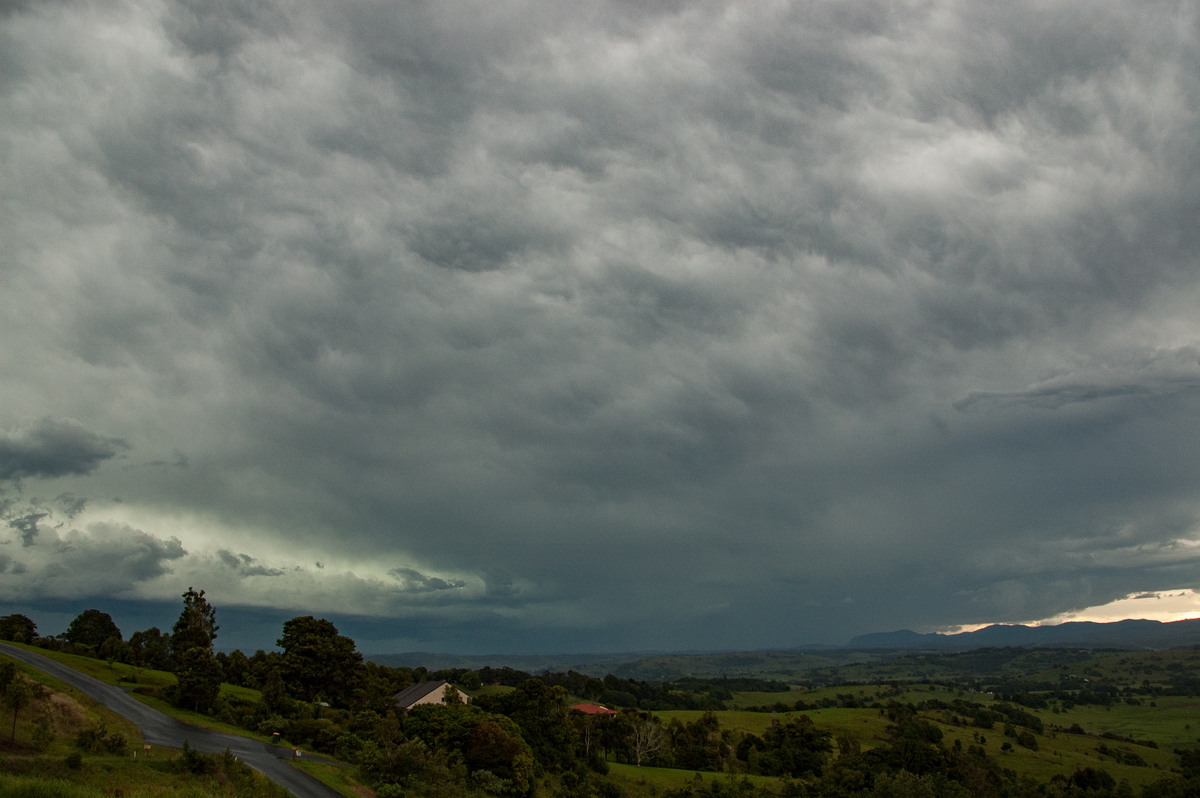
[{"x1": 7, "y1": 599, "x2": 1200, "y2": 797}]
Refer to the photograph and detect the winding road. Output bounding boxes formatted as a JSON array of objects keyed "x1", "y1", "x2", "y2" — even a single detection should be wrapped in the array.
[{"x1": 0, "y1": 642, "x2": 343, "y2": 798}]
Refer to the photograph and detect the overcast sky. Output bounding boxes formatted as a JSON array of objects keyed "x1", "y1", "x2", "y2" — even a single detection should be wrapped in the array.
[{"x1": 3, "y1": 0, "x2": 1199, "y2": 654}]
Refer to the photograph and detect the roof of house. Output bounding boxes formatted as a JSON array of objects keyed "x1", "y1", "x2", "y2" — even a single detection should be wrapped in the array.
[
  {"x1": 393, "y1": 680, "x2": 450, "y2": 707},
  {"x1": 570, "y1": 703, "x2": 618, "y2": 715}
]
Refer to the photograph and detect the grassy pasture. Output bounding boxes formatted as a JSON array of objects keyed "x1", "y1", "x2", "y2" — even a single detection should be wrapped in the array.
[
  {"x1": 934, "y1": 716, "x2": 1175, "y2": 789},
  {"x1": 655, "y1": 688, "x2": 1193, "y2": 791},
  {"x1": 1050, "y1": 696, "x2": 1200, "y2": 747},
  {"x1": 1023, "y1": 649, "x2": 1200, "y2": 686},
  {"x1": 608, "y1": 761, "x2": 787, "y2": 792},
  {"x1": 467, "y1": 683, "x2": 516, "y2": 700},
  {"x1": 726, "y1": 682, "x2": 980, "y2": 712},
  {"x1": 724, "y1": 689, "x2": 805, "y2": 708}
]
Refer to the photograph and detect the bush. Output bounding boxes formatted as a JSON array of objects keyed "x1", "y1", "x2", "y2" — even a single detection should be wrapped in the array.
[
  {"x1": 375, "y1": 785, "x2": 406, "y2": 798},
  {"x1": 176, "y1": 741, "x2": 213, "y2": 775},
  {"x1": 74, "y1": 721, "x2": 126, "y2": 754},
  {"x1": 31, "y1": 722, "x2": 53, "y2": 752}
]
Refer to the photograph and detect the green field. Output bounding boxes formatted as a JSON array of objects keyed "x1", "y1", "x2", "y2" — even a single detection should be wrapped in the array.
[
  {"x1": 651, "y1": 682, "x2": 1196, "y2": 792},
  {"x1": 608, "y1": 761, "x2": 789, "y2": 792}
]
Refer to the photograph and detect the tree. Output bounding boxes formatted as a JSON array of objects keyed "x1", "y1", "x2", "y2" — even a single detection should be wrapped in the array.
[
  {"x1": 757, "y1": 715, "x2": 833, "y2": 777},
  {"x1": 400, "y1": 704, "x2": 535, "y2": 795},
  {"x1": 495, "y1": 678, "x2": 576, "y2": 771},
  {"x1": 571, "y1": 707, "x2": 618, "y2": 762},
  {"x1": 869, "y1": 771, "x2": 968, "y2": 798},
  {"x1": 630, "y1": 716, "x2": 667, "y2": 766},
  {"x1": 99, "y1": 635, "x2": 131, "y2": 664},
  {"x1": 0, "y1": 614, "x2": 37, "y2": 643},
  {"x1": 1069, "y1": 767, "x2": 1117, "y2": 793},
  {"x1": 129, "y1": 626, "x2": 171, "y2": 670},
  {"x1": 601, "y1": 711, "x2": 635, "y2": 764},
  {"x1": 277, "y1": 616, "x2": 364, "y2": 706},
  {"x1": 463, "y1": 716, "x2": 535, "y2": 794},
  {"x1": 169, "y1": 588, "x2": 220, "y2": 713},
  {"x1": 62, "y1": 609, "x2": 122, "y2": 651},
  {"x1": 171, "y1": 587, "x2": 218, "y2": 660},
  {"x1": 672, "y1": 711, "x2": 729, "y2": 771},
  {"x1": 247, "y1": 649, "x2": 285, "y2": 691},
  {"x1": 172, "y1": 646, "x2": 223, "y2": 713},
  {"x1": 219, "y1": 649, "x2": 251, "y2": 686},
  {"x1": 4, "y1": 674, "x2": 46, "y2": 743}
]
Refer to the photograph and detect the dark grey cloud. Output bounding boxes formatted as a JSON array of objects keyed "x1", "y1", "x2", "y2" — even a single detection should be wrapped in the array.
[
  {"x1": 0, "y1": 0, "x2": 37, "y2": 18},
  {"x1": 0, "y1": 519, "x2": 186, "y2": 602},
  {"x1": 0, "y1": 554, "x2": 27, "y2": 575},
  {"x1": 2, "y1": 0, "x2": 1199, "y2": 652},
  {"x1": 8, "y1": 511, "x2": 47, "y2": 546},
  {"x1": 0, "y1": 418, "x2": 125, "y2": 482}
]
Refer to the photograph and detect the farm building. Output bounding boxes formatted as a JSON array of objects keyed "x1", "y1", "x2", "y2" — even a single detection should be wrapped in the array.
[{"x1": 569, "y1": 703, "x2": 618, "y2": 715}]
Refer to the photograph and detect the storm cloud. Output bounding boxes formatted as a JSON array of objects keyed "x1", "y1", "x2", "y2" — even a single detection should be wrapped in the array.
[
  {"x1": 1, "y1": 0, "x2": 1199, "y2": 653},
  {"x1": 0, "y1": 520, "x2": 186, "y2": 602},
  {"x1": 0, "y1": 418, "x2": 125, "y2": 482}
]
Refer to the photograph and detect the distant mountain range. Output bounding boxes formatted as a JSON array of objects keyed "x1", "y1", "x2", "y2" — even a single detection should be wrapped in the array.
[
  {"x1": 366, "y1": 619, "x2": 1200, "y2": 679},
  {"x1": 845, "y1": 617, "x2": 1200, "y2": 650}
]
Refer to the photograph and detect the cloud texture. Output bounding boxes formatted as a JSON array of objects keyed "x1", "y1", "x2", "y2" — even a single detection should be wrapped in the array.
[{"x1": 2, "y1": 0, "x2": 1199, "y2": 652}]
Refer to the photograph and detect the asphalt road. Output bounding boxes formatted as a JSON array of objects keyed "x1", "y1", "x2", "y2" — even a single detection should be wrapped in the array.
[{"x1": 0, "y1": 642, "x2": 344, "y2": 798}]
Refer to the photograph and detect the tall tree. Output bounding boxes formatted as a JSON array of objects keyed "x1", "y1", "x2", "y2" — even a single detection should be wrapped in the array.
[
  {"x1": 277, "y1": 616, "x2": 364, "y2": 706},
  {"x1": 62, "y1": 609, "x2": 122, "y2": 651},
  {"x1": 172, "y1": 646, "x2": 223, "y2": 713},
  {"x1": 168, "y1": 588, "x2": 221, "y2": 713},
  {"x1": 171, "y1": 587, "x2": 218, "y2": 660},
  {"x1": 630, "y1": 716, "x2": 667, "y2": 767}
]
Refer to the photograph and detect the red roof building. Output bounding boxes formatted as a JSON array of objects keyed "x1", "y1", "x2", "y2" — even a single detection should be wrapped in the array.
[{"x1": 570, "y1": 703, "x2": 618, "y2": 715}]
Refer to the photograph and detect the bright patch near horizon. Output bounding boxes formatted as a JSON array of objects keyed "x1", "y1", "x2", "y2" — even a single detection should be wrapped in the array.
[
  {"x1": 1034, "y1": 589, "x2": 1200, "y2": 626},
  {"x1": 945, "y1": 589, "x2": 1200, "y2": 634}
]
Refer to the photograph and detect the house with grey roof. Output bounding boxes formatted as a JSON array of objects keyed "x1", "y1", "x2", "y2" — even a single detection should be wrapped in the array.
[{"x1": 393, "y1": 680, "x2": 471, "y2": 710}]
